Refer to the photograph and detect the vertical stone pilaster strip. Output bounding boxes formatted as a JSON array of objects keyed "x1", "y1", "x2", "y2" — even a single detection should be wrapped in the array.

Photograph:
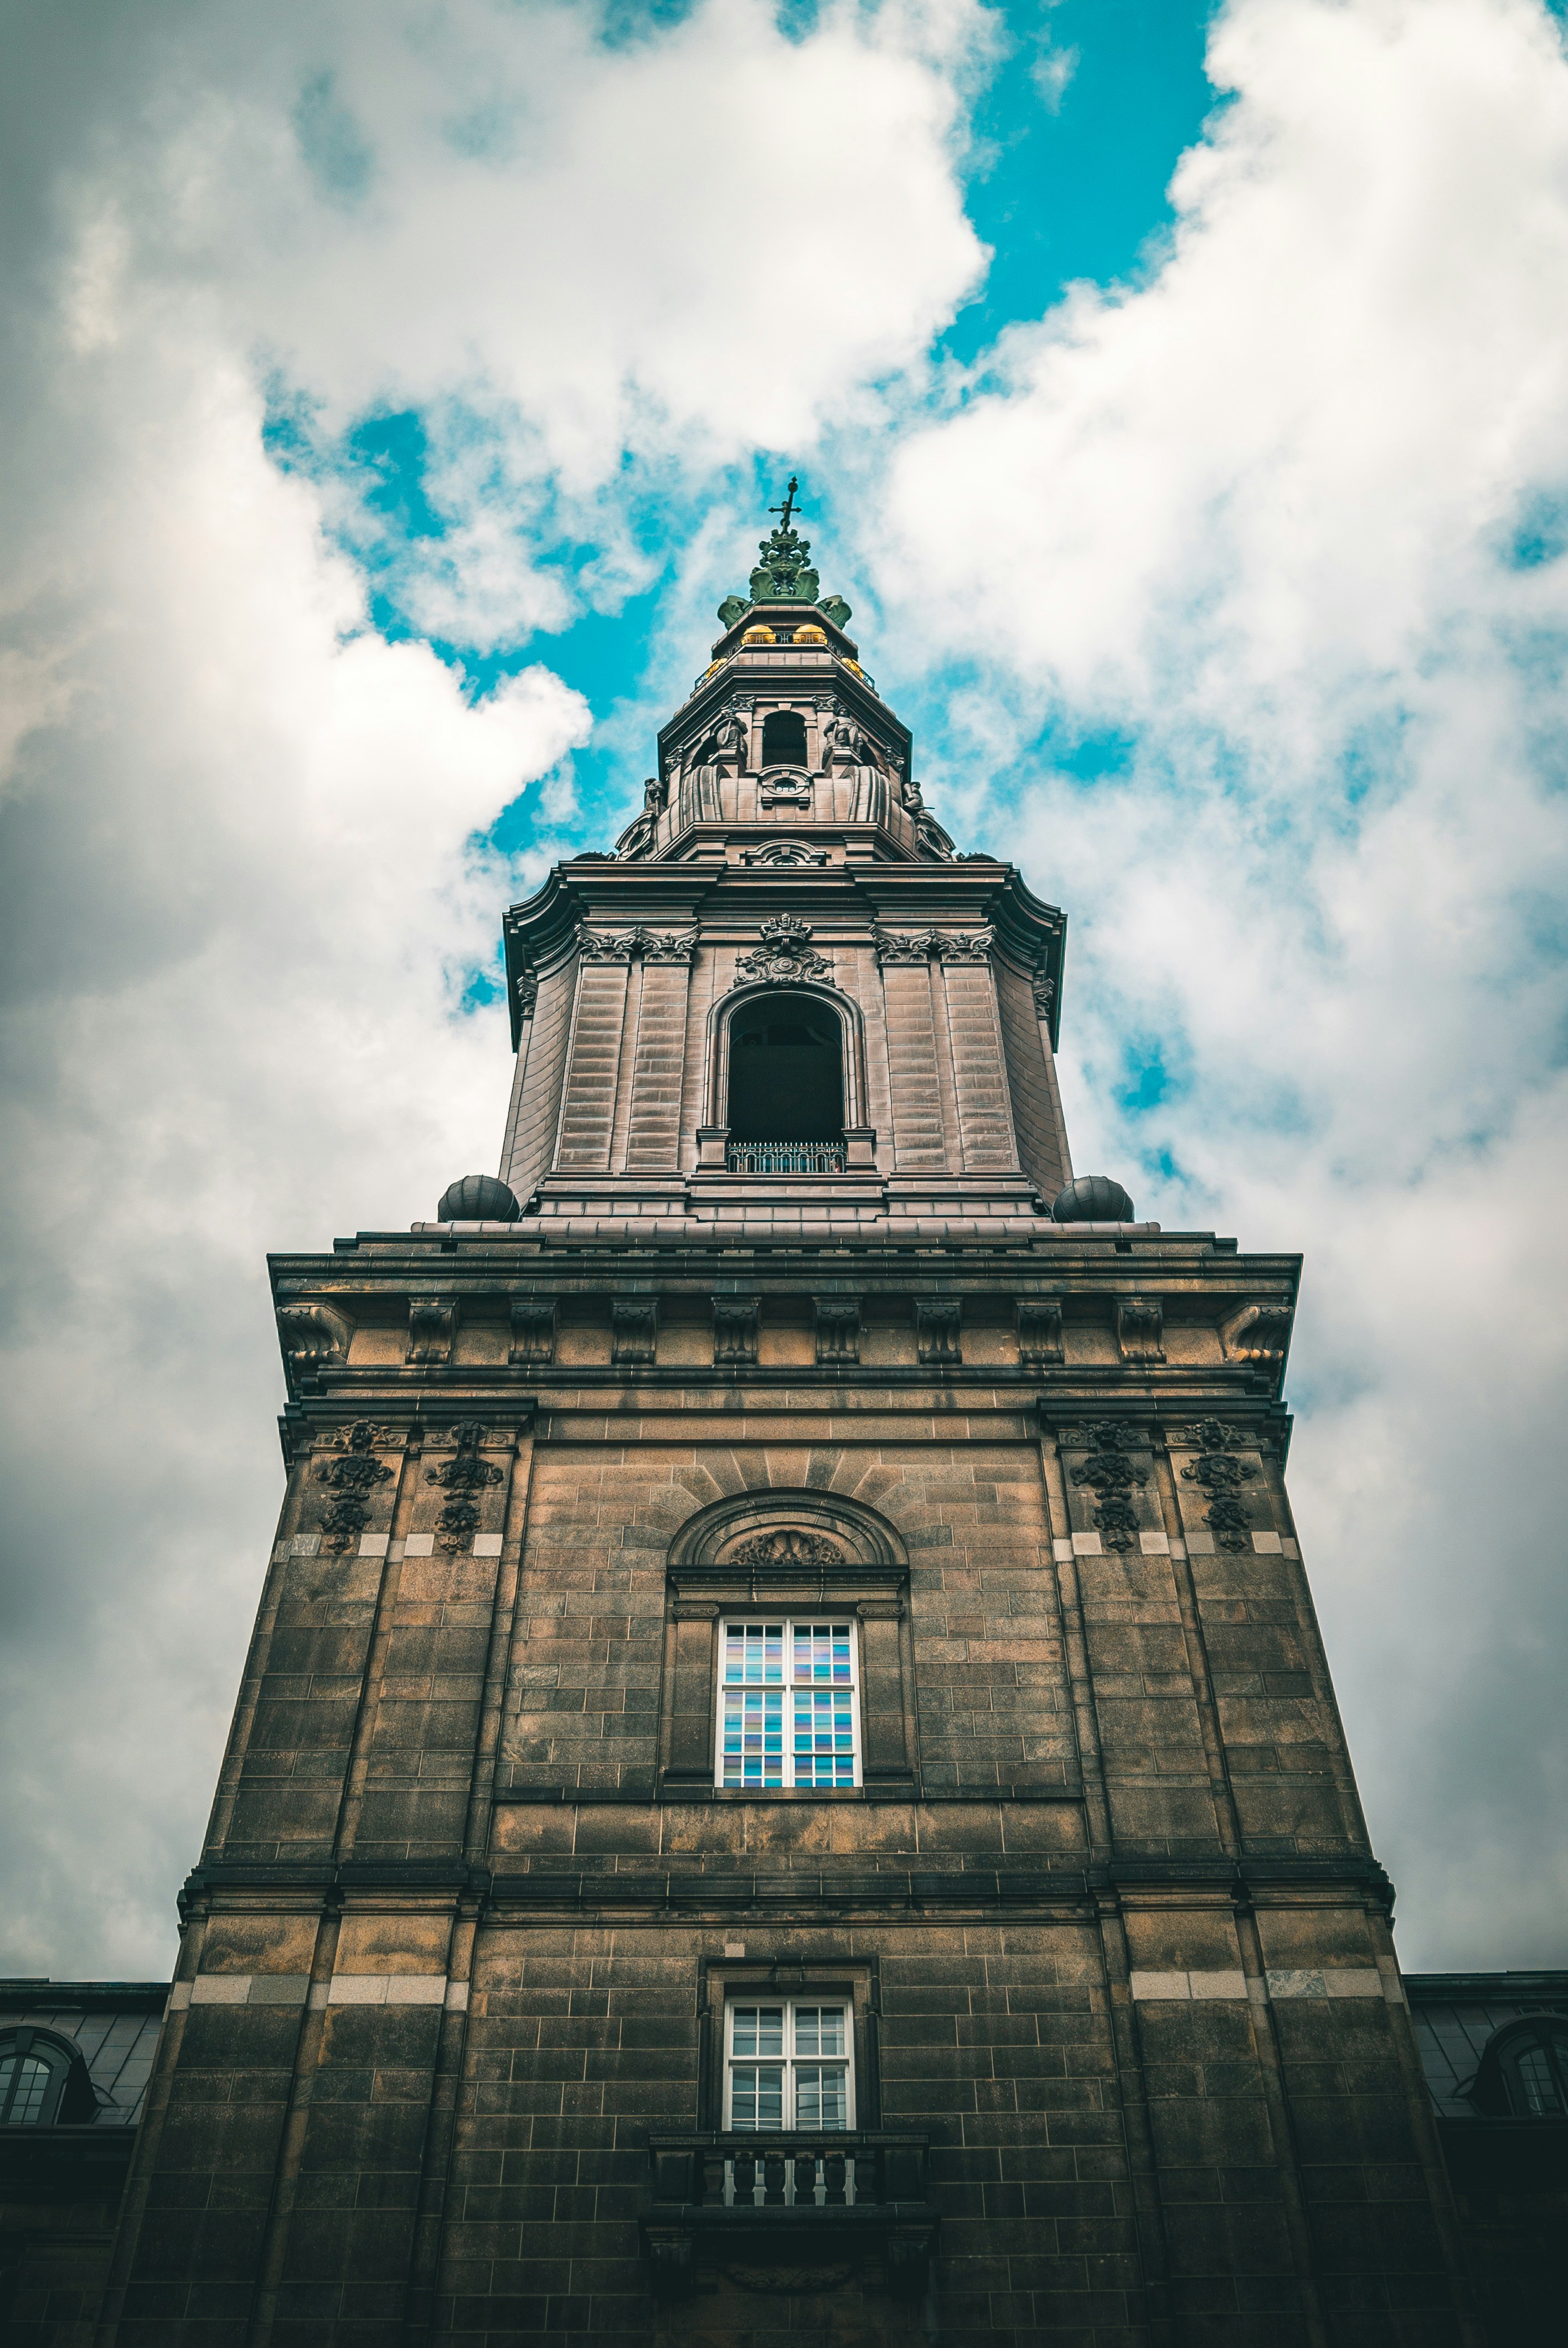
[
  {"x1": 463, "y1": 1420, "x2": 538, "y2": 1853},
  {"x1": 940, "y1": 960, "x2": 1019, "y2": 1171},
  {"x1": 555, "y1": 959, "x2": 631, "y2": 1171},
  {"x1": 1229, "y1": 1909, "x2": 1334, "y2": 2348},
  {"x1": 1093, "y1": 1893, "x2": 1179, "y2": 2348},
  {"x1": 1150, "y1": 1434, "x2": 1244, "y2": 1858},
  {"x1": 400, "y1": 1899, "x2": 482, "y2": 2347},
  {"x1": 878, "y1": 962, "x2": 946, "y2": 1169},
  {"x1": 625, "y1": 956, "x2": 693, "y2": 1170},
  {"x1": 93, "y1": 1912, "x2": 212, "y2": 2346},
  {"x1": 924, "y1": 956, "x2": 963, "y2": 1171},
  {"x1": 242, "y1": 1903, "x2": 345, "y2": 2348},
  {"x1": 332, "y1": 1434, "x2": 425, "y2": 1860},
  {"x1": 1035, "y1": 1429, "x2": 1113, "y2": 1855},
  {"x1": 607, "y1": 954, "x2": 642, "y2": 1172},
  {"x1": 203, "y1": 1450, "x2": 314, "y2": 1857}
]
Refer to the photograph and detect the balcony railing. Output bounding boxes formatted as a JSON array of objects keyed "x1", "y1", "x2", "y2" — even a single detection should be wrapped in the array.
[
  {"x1": 643, "y1": 2132, "x2": 937, "y2": 2295},
  {"x1": 726, "y1": 1140, "x2": 846, "y2": 1174}
]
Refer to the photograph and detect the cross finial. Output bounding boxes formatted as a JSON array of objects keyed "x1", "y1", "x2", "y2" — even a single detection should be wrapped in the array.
[{"x1": 768, "y1": 475, "x2": 801, "y2": 531}]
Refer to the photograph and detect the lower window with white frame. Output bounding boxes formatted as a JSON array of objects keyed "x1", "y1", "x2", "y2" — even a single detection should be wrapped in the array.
[
  {"x1": 716, "y1": 1618, "x2": 860, "y2": 1789},
  {"x1": 725, "y1": 1999, "x2": 853, "y2": 2131}
]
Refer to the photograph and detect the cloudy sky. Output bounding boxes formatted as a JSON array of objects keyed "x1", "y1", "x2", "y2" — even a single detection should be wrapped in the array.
[{"x1": 2, "y1": 0, "x2": 1566, "y2": 1979}]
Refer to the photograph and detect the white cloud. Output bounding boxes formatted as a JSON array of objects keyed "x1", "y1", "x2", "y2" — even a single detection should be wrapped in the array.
[
  {"x1": 872, "y1": 0, "x2": 1568, "y2": 1962},
  {"x1": 0, "y1": 0, "x2": 996, "y2": 1973}
]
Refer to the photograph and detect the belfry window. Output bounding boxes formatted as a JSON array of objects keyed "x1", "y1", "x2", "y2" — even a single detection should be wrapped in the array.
[
  {"x1": 727, "y1": 991, "x2": 843, "y2": 1154},
  {"x1": 717, "y1": 1617, "x2": 860, "y2": 1789},
  {"x1": 760, "y1": 710, "x2": 808, "y2": 768}
]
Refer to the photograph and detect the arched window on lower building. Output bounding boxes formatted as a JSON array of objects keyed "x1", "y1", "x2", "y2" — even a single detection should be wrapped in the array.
[
  {"x1": 0, "y1": 2028, "x2": 94, "y2": 2125},
  {"x1": 726, "y1": 991, "x2": 844, "y2": 1173},
  {"x1": 1471, "y1": 2019, "x2": 1568, "y2": 2118}
]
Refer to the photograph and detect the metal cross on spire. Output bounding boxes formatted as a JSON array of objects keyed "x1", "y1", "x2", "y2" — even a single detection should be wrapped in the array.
[{"x1": 768, "y1": 475, "x2": 802, "y2": 531}]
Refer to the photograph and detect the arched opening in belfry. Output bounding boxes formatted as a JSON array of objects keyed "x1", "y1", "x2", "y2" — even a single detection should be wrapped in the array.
[
  {"x1": 761, "y1": 709, "x2": 808, "y2": 769},
  {"x1": 728, "y1": 992, "x2": 843, "y2": 1144}
]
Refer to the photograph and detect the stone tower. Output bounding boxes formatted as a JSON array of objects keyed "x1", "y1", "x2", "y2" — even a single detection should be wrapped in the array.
[{"x1": 100, "y1": 502, "x2": 1478, "y2": 2347}]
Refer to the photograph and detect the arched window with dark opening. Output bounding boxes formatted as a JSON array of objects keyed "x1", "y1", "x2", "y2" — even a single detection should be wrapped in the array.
[
  {"x1": 0, "y1": 2028, "x2": 94, "y2": 2125},
  {"x1": 726, "y1": 992, "x2": 844, "y2": 1173},
  {"x1": 1472, "y1": 2019, "x2": 1568, "y2": 2117},
  {"x1": 761, "y1": 710, "x2": 808, "y2": 769}
]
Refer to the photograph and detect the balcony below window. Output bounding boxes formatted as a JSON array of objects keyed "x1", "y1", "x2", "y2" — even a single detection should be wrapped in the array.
[
  {"x1": 642, "y1": 2130, "x2": 938, "y2": 2295},
  {"x1": 726, "y1": 1140, "x2": 847, "y2": 1173}
]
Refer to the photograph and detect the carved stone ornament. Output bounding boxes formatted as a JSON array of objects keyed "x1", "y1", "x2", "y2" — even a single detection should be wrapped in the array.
[
  {"x1": 612, "y1": 1299, "x2": 658, "y2": 1364},
  {"x1": 871, "y1": 926, "x2": 991, "y2": 966},
  {"x1": 729, "y1": 1528, "x2": 845, "y2": 1571},
  {"x1": 407, "y1": 1297, "x2": 458, "y2": 1367},
  {"x1": 726, "y1": 2261, "x2": 854, "y2": 2295},
  {"x1": 277, "y1": 1301, "x2": 352, "y2": 1375},
  {"x1": 1181, "y1": 1432, "x2": 1259, "y2": 1553},
  {"x1": 1015, "y1": 1299, "x2": 1064, "y2": 1367},
  {"x1": 735, "y1": 915, "x2": 831, "y2": 983},
  {"x1": 712, "y1": 1295, "x2": 761, "y2": 1367},
  {"x1": 1031, "y1": 965, "x2": 1056, "y2": 1019},
  {"x1": 1067, "y1": 1419, "x2": 1148, "y2": 1554},
  {"x1": 1219, "y1": 1301, "x2": 1293, "y2": 1365},
  {"x1": 814, "y1": 1296, "x2": 861, "y2": 1364},
  {"x1": 577, "y1": 922, "x2": 698, "y2": 965},
  {"x1": 514, "y1": 964, "x2": 539, "y2": 1021},
  {"x1": 1116, "y1": 1299, "x2": 1165, "y2": 1365},
  {"x1": 757, "y1": 767, "x2": 813, "y2": 809},
  {"x1": 314, "y1": 1422, "x2": 395, "y2": 1554},
  {"x1": 740, "y1": 840, "x2": 828, "y2": 867},
  {"x1": 509, "y1": 1298, "x2": 556, "y2": 1366},
  {"x1": 425, "y1": 1419, "x2": 504, "y2": 1553},
  {"x1": 915, "y1": 1299, "x2": 962, "y2": 1366}
]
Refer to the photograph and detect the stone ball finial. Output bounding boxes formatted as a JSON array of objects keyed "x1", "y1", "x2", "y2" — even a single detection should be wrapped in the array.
[
  {"x1": 1051, "y1": 1175, "x2": 1134, "y2": 1224},
  {"x1": 437, "y1": 1174, "x2": 520, "y2": 1224}
]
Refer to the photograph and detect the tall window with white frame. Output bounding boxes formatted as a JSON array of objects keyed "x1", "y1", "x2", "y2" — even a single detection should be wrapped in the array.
[
  {"x1": 721, "y1": 1999, "x2": 858, "y2": 2206},
  {"x1": 716, "y1": 1618, "x2": 859, "y2": 1789}
]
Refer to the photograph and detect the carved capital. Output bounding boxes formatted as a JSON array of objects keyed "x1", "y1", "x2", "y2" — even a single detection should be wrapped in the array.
[
  {"x1": 407, "y1": 1297, "x2": 458, "y2": 1367},
  {"x1": 1116, "y1": 1298, "x2": 1165, "y2": 1364},
  {"x1": 1015, "y1": 1299, "x2": 1064, "y2": 1367}
]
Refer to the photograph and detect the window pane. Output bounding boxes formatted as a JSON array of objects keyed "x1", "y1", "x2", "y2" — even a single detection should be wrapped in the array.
[
  {"x1": 792, "y1": 1623, "x2": 853, "y2": 1683},
  {"x1": 793, "y1": 2007, "x2": 845, "y2": 2057},
  {"x1": 731, "y1": 2007, "x2": 785, "y2": 2058},
  {"x1": 795, "y1": 2065, "x2": 848, "y2": 2129},
  {"x1": 1512, "y1": 2043, "x2": 1566, "y2": 2116},
  {"x1": 0, "y1": 2053, "x2": 56, "y2": 2125},
  {"x1": 793, "y1": 1689, "x2": 857, "y2": 1787},
  {"x1": 730, "y1": 2064, "x2": 785, "y2": 2130},
  {"x1": 722, "y1": 1687, "x2": 783, "y2": 1786},
  {"x1": 724, "y1": 1623, "x2": 785, "y2": 1684}
]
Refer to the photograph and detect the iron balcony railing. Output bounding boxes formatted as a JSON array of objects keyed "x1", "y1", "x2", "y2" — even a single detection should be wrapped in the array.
[
  {"x1": 649, "y1": 2131, "x2": 929, "y2": 2212},
  {"x1": 726, "y1": 1140, "x2": 846, "y2": 1174}
]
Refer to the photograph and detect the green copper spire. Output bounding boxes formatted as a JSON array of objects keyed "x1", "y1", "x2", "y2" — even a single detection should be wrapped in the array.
[{"x1": 717, "y1": 477, "x2": 853, "y2": 629}]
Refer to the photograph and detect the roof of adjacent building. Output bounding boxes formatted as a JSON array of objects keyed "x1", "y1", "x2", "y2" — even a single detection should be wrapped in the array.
[
  {"x1": 0, "y1": 1979, "x2": 168, "y2": 2126},
  {"x1": 1404, "y1": 1970, "x2": 1568, "y2": 2119}
]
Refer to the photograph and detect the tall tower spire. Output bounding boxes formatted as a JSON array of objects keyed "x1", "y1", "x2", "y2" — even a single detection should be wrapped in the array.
[{"x1": 100, "y1": 498, "x2": 1479, "y2": 2348}]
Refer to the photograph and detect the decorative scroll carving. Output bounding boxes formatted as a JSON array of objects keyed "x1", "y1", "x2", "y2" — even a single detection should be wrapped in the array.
[
  {"x1": 814, "y1": 1297, "x2": 861, "y2": 1364},
  {"x1": 712, "y1": 1295, "x2": 760, "y2": 1367},
  {"x1": 870, "y1": 926, "x2": 991, "y2": 966},
  {"x1": 915, "y1": 1300, "x2": 962, "y2": 1366},
  {"x1": 277, "y1": 1301, "x2": 352, "y2": 1376},
  {"x1": 1180, "y1": 1425, "x2": 1259, "y2": 1553},
  {"x1": 1030, "y1": 964, "x2": 1056, "y2": 1020},
  {"x1": 757, "y1": 768, "x2": 813, "y2": 809},
  {"x1": 514, "y1": 965, "x2": 539, "y2": 1021},
  {"x1": 1219, "y1": 1302, "x2": 1293, "y2": 1366},
  {"x1": 577, "y1": 923, "x2": 698, "y2": 964},
  {"x1": 1116, "y1": 1299, "x2": 1165, "y2": 1364},
  {"x1": 509, "y1": 1298, "x2": 556, "y2": 1366},
  {"x1": 1014, "y1": 1299, "x2": 1064, "y2": 1367},
  {"x1": 735, "y1": 915, "x2": 831, "y2": 983},
  {"x1": 1067, "y1": 1419, "x2": 1148, "y2": 1554},
  {"x1": 729, "y1": 1528, "x2": 845, "y2": 1571},
  {"x1": 315, "y1": 1422, "x2": 394, "y2": 1554},
  {"x1": 407, "y1": 1298, "x2": 458, "y2": 1366},
  {"x1": 612, "y1": 1299, "x2": 658, "y2": 1364},
  {"x1": 425, "y1": 1419, "x2": 504, "y2": 1553},
  {"x1": 741, "y1": 840, "x2": 828, "y2": 867}
]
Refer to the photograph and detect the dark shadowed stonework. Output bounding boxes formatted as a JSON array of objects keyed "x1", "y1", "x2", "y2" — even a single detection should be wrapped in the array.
[{"x1": 29, "y1": 525, "x2": 1560, "y2": 2344}]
